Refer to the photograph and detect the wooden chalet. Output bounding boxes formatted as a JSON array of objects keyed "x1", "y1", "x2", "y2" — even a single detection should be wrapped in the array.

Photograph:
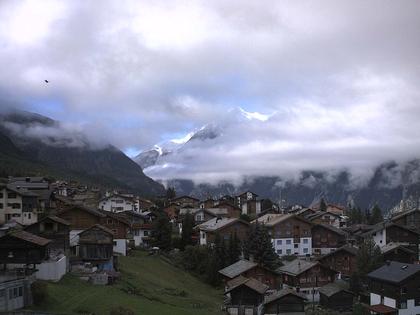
[
  {"x1": 307, "y1": 211, "x2": 346, "y2": 228},
  {"x1": 0, "y1": 230, "x2": 51, "y2": 265},
  {"x1": 263, "y1": 288, "x2": 306, "y2": 315},
  {"x1": 76, "y1": 224, "x2": 114, "y2": 265},
  {"x1": 318, "y1": 281, "x2": 354, "y2": 311},
  {"x1": 311, "y1": 223, "x2": 348, "y2": 255},
  {"x1": 381, "y1": 243, "x2": 418, "y2": 264},
  {"x1": 224, "y1": 275, "x2": 268, "y2": 315},
  {"x1": 171, "y1": 196, "x2": 200, "y2": 208},
  {"x1": 219, "y1": 259, "x2": 281, "y2": 290},
  {"x1": 218, "y1": 201, "x2": 242, "y2": 218},
  {"x1": 197, "y1": 217, "x2": 250, "y2": 246},
  {"x1": 317, "y1": 245, "x2": 358, "y2": 278},
  {"x1": 57, "y1": 204, "x2": 105, "y2": 230},
  {"x1": 277, "y1": 258, "x2": 336, "y2": 302},
  {"x1": 25, "y1": 216, "x2": 70, "y2": 255},
  {"x1": 391, "y1": 208, "x2": 420, "y2": 233}
]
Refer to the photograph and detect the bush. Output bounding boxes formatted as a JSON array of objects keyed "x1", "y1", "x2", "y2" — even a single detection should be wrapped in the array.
[
  {"x1": 31, "y1": 281, "x2": 48, "y2": 306},
  {"x1": 109, "y1": 306, "x2": 135, "y2": 315}
]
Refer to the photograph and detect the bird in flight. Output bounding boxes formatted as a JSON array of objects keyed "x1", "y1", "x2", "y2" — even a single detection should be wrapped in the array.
[{"x1": 44, "y1": 80, "x2": 49, "y2": 83}]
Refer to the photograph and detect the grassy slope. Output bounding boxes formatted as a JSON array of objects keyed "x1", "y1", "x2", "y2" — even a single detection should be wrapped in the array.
[{"x1": 32, "y1": 251, "x2": 223, "y2": 315}]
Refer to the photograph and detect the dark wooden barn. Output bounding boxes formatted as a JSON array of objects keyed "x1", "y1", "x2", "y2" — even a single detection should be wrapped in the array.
[
  {"x1": 263, "y1": 288, "x2": 306, "y2": 315},
  {"x1": 318, "y1": 282, "x2": 354, "y2": 311}
]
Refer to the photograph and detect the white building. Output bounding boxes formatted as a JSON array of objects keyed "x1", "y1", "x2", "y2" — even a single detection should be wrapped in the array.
[
  {"x1": 0, "y1": 184, "x2": 39, "y2": 225},
  {"x1": 99, "y1": 194, "x2": 136, "y2": 213},
  {"x1": 360, "y1": 222, "x2": 419, "y2": 249},
  {"x1": 253, "y1": 214, "x2": 312, "y2": 257}
]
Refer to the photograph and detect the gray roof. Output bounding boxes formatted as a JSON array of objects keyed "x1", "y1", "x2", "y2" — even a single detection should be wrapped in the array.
[
  {"x1": 219, "y1": 259, "x2": 258, "y2": 278},
  {"x1": 277, "y1": 259, "x2": 318, "y2": 276},
  {"x1": 391, "y1": 208, "x2": 420, "y2": 221},
  {"x1": 318, "y1": 245, "x2": 358, "y2": 261},
  {"x1": 381, "y1": 242, "x2": 416, "y2": 255},
  {"x1": 360, "y1": 222, "x2": 419, "y2": 238},
  {"x1": 197, "y1": 217, "x2": 245, "y2": 232},
  {"x1": 264, "y1": 288, "x2": 306, "y2": 305},
  {"x1": 225, "y1": 276, "x2": 268, "y2": 295},
  {"x1": 5, "y1": 184, "x2": 39, "y2": 197},
  {"x1": 314, "y1": 223, "x2": 347, "y2": 236},
  {"x1": 367, "y1": 261, "x2": 420, "y2": 284},
  {"x1": 318, "y1": 282, "x2": 352, "y2": 297}
]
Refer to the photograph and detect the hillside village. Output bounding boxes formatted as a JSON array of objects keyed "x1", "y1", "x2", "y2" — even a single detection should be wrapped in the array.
[{"x1": 0, "y1": 176, "x2": 419, "y2": 315}]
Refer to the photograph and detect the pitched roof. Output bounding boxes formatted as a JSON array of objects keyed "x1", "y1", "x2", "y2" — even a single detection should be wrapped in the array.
[
  {"x1": 277, "y1": 259, "x2": 319, "y2": 276},
  {"x1": 58, "y1": 204, "x2": 106, "y2": 218},
  {"x1": 360, "y1": 222, "x2": 419, "y2": 238},
  {"x1": 218, "y1": 259, "x2": 258, "y2": 278},
  {"x1": 307, "y1": 211, "x2": 342, "y2": 220},
  {"x1": 264, "y1": 288, "x2": 306, "y2": 305},
  {"x1": 38, "y1": 215, "x2": 70, "y2": 226},
  {"x1": 225, "y1": 276, "x2": 268, "y2": 295},
  {"x1": 172, "y1": 195, "x2": 200, "y2": 202},
  {"x1": 318, "y1": 245, "x2": 358, "y2": 261},
  {"x1": 252, "y1": 213, "x2": 310, "y2": 227},
  {"x1": 6, "y1": 184, "x2": 39, "y2": 197},
  {"x1": 197, "y1": 217, "x2": 248, "y2": 232},
  {"x1": 318, "y1": 282, "x2": 353, "y2": 297},
  {"x1": 8, "y1": 230, "x2": 51, "y2": 246},
  {"x1": 367, "y1": 261, "x2": 420, "y2": 284},
  {"x1": 381, "y1": 242, "x2": 416, "y2": 255},
  {"x1": 80, "y1": 224, "x2": 114, "y2": 236},
  {"x1": 313, "y1": 223, "x2": 347, "y2": 236}
]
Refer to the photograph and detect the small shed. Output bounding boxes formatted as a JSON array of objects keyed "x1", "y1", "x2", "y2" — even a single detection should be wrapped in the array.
[
  {"x1": 263, "y1": 288, "x2": 306, "y2": 315},
  {"x1": 318, "y1": 281, "x2": 354, "y2": 311}
]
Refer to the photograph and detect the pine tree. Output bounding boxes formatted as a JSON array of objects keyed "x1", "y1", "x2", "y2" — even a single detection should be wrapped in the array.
[
  {"x1": 181, "y1": 212, "x2": 195, "y2": 250},
  {"x1": 245, "y1": 222, "x2": 279, "y2": 270},
  {"x1": 205, "y1": 233, "x2": 227, "y2": 286},
  {"x1": 151, "y1": 212, "x2": 172, "y2": 250},
  {"x1": 370, "y1": 205, "x2": 383, "y2": 225},
  {"x1": 228, "y1": 232, "x2": 241, "y2": 265}
]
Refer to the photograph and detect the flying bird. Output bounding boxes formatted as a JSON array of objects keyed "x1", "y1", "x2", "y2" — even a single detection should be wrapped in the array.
[{"x1": 44, "y1": 80, "x2": 49, "y2": 83}]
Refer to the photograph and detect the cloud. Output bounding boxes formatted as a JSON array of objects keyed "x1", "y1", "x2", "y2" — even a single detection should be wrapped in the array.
[{"x1": 0, "y1": 0, "x2": 420, "y2": 184}]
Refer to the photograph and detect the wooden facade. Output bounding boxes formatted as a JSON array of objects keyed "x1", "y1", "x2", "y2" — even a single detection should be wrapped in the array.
[
  {"x1": 263, "y1": 290, "x2": 306, "y2": 314},
  {"x1": 319, "y1": 286, "x2": 354, "y2": 311},
  {"x1": 77, "y1": 225, "x2": 113, "y2": 262},
  {"x1": 57, "y1": 205, "x2": 104, "y2": 230},
  {"x1": 312, "y1": 224, "x2": 347, "y2": 255},
  {"x1": 25, "y1": 216, "x2": 70, "y2": 254},
  {"x1": 218, "y1": 202, "x2": 242, "y2": 218},
  {"x1": 205, "y1": 220, "x2": 250, "y2": 244},
  {"x1": 318, "y1": 246, "x2": 358, "y2": 277},
  {"x1": 0, "y1": 231, "x2": 50, "y2": 264},
  {"x1": 391, "y1": 209, "x2": 420, "y2": 233}
]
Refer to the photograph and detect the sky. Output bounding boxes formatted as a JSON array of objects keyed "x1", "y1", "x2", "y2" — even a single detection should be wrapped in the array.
[{"x1": 1, "y1": 0, "x2": 420, "y2": 184}]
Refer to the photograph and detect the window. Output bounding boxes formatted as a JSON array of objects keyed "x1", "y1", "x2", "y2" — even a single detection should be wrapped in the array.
[
  {"x1": 399, "y1": 300, "x2": 407, "y2": 309},
  {"x1": 107, "y1": 219, "x2": 113, "y2": 224},
  {"x1": 303, "y1": 248, "x2": 309, "y2": 253},
  {"x1": 277, "y1": 240, "x2": 282, "y2": 245},
  {"x1": 0, "y1": 203, "x2": 2, "y2": 209},
  {"x1": 286, "y1": 249, "x2": 291, "y2": 255},
  {"x1": 286, "y1": 240, "x2": 291, "y2": 245},
  {"x1": 28, "y1": 213, "x2": 31, "y2": 219},
  {"x1": 18, "y1": 287, "x2": 22, "y2": 297},
  {"x1": 294, "y1": 244, "x2": 298, "y2": 248},
  {"x1": 415, "y1": 298, "x2": 420, "y2": 306},
  {"x1": 116, "y1": 200, "x2": 124, "y2": 204},
  {"x1": 0, "y1": 193, "x2": 3, "y2": 198},
  {"x1": 303, "y1": 238, "x2": 308, "y2": 244},
  {"x1": 401, "y1": 287, "x2": 407, "y2": 295},
  {"x1": 7, "y1": 193, "x2": 17, "y2": 199},
  {"x1": 276, "y1": 249, "x2": 282, "y2": 255},
  {"x1": 113, "y1": 241, "x2": 117, "y2": 246},
  {"x1": 144, "y1": 231, "x2": 149, "y2": 236},
  {"x1": 201, "y1": 232, "x2": 205, "y2": 239}
]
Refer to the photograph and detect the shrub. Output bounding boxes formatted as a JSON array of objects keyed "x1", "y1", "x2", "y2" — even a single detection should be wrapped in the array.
[{"x1": 31, "y1": 281, "x2": 48, "y2": 306}]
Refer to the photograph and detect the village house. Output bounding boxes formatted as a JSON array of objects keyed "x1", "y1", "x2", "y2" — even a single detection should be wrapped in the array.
[
  {"x1": 8, "y1": 176, "x2": 52, "y2": 212},
  {"x1": 263, "y1": 288, "x2": 306, "y2": 315},
  {"x1": 317, "y1": 245, "x2": 358, "y2": 279},
  {"x1": 224, "y1": 275, "x2": 269, "y2": 315},
  {"x1": 235, "y1": 191, "x2": 262, "y2": 218},
  {"x1": 171, "y1": 196, "x2": 200, "y2": 208},
  {"x1": 391, "y1": 209, "x2": 420, "y2": 233},
  {"x1": 253, "y1": 214, "x2": 312, "y2": 257},
  {"x1": 311, "y1": 203, "x2": 346, "y2": 216},
  {"x1": 381, "y1": 243, "x2": 418, "y2": 264},
  {"x1": 25, "y1": 216, "x2": 70, "y2": 255},
  {"x1": 197, "y1": 217, "x2": 250, "y2": 246},
  {"x1": 217, "y1": 201, "x2": 242, "y2": 218},
  {"x1": 318, "y1": 281, "x2": 354, "y2": 311},
  {"x1": 73, "y1": 224, "x2": 114, "y2": 270},
  {"x1": 360, "y1": 222, "x2": 419, "y2": 255},
  {"x1": 367, "y1": 261, "x2": 420, "y2": 315},
  {"x1": 117, "y1": 210, "x2": 153, "y2": 247},
  {"x1": 0, "y1": 230, "x2": 51, "y2": 312},
  {"x1": 219, "y1": 259, "x2": 281, "y2": 290},
  {"x1": 295, "y1": 207, "x2": 317, "y2": 218},
  {"x1": 0, "y1": 184, "x2": 39, "y2": 226},
  {"x1": 307, "y1": 211, "x2": 347, "y2": 228},
  {"x1": 199, "y1": 198, "x2": 217, "y2": 209},
  {"x1": 99, "y1": 193, "x2": 137, "y2": 213},
  {"x1": 100, "y1": 212, "x2": 132, "y2": 256},
  {"x1": 179, "y1": 207, "x2": 228, "y2": 226},
  {"x1": 311, "y1": 223, "x2": 348, "y2": 255},
  {"x1": 277, "y1": 258, "x2": 337, "y2": 302},
  {"x1": 137, "y1": 197, "x2": 155, "y2": 212}
]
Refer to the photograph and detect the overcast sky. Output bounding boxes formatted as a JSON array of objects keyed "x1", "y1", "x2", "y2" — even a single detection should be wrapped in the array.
[{"x1": 1, "y1": 0, "x2": 420, "y2": 183}]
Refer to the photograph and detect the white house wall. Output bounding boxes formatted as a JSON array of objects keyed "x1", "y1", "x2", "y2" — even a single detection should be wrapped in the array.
[
  {"x1": 36, "y1": 255, "x2": 67, "y2": 281},
  {"x1": 113, "y1": 239, "x2": 127, "y2": 256},
  {"x1": 272, "y1": 237, "x2": 312, "y2": 256}
]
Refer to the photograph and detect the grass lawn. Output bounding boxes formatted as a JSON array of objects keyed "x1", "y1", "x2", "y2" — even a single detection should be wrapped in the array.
[{"x1": 31, "y1": 250, "x2": 224, "y2": 315}]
